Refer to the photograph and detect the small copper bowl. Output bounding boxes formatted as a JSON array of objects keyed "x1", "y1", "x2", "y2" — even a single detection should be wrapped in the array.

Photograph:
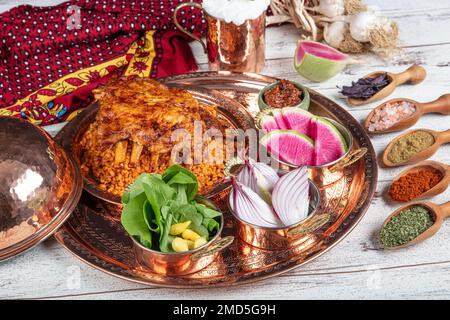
[
  {"x1": 131, "y1": 197, "x2": 233, "y2": 276},
  {"x1": 228, "y1": 180, "x2": 321, "y2": 250},
  {"x1": 258, "y1": 80, "x2": 311, "y2": 111}
]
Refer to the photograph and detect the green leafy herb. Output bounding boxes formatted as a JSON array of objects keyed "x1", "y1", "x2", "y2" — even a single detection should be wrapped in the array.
[
  {"x1": 120, "y1": 165, "x2": 222, "y2": 252},
  {"x1": 380, "y1": 205, "x2": 434, "y2": 248},
  {"x1": 143, "y1": 176, "x2": 175, "y2": 236},
  {"x1": 172, "y1": 203, "x2": 202, "y2": 226},
  {"x1": 202, "y1": 217, "x2": 220, "y2": 233},
  {"x1": 143, "y1": 200, "x2": 159, "y2": 233},
  {"x1": 122, "y1": 173, "x2": 162, "y2": 204},
  {"x1": 195, "y1": 203, "x2": 222, "y2": 219},
  {"x1": 159, "y1": 214, "x2": 173, "y2": 253},
  {"x1": 121, "y1": 193, "x2": 152, "y2": 248},
  {"x1": 162, "y1": 165, "x2": 198, "y2": 201},
  {"x1": 189, "y1": 224, "x2": 209, "y2": 239}
]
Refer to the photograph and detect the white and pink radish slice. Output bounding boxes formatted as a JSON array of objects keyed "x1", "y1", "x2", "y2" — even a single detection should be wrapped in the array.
[
  {"x1": 271, "y1": 109, "x2": 289, "y2": 130},
  {"x1": 259, "y1": 110, "x2": 289, "y2": 133},
  {"x1": 310, "y1": 118, "x2": 348, "y2": 166},
  {"x1": 260, "y1": 130, "x2": 315, "y2": 166},
  {"x1": 259, "y1": 111, "x2": 348, "y2": 167},
  {"x1": 259, "y1": 114, "x2": 279, "y2": 133},
  {"x1": 281, "y1": 107, "x2": 314, "y2": 136},
  {"x1": 294, "y1": 41, "x2": 348, "y2": 82}
]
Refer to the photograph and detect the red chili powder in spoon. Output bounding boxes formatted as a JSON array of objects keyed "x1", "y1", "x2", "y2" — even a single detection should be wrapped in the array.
[{"x1": 389, "y1": 167, "x2": 443, "y2": 202}]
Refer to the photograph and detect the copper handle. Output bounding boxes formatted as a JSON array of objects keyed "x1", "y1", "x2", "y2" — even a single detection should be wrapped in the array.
[
  {"x1": 191, "y1": 236, "x2": 234, "y2": 261},
  {"x1": 287, "y1": 214, "x2": 331, "y2": 237},
  {"x1": 223, "y1": 157, "x2": 244, "y2": 177},
  {"x1": 329, "y1": 147, "x2": 367, "y2": 173},
  {"x1": 173, "y1": 2, "x2": 207, "y2": 54}
]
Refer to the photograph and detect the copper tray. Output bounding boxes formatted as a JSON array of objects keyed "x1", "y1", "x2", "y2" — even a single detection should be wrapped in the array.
[{"x1": 53, "y1": 72, "x2": 378, "y2": 288}]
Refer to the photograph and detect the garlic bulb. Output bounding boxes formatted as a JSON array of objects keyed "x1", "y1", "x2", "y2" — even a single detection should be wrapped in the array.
[
  {"x1": 349, "y1": 10, "x2": 398, "y2": 50},
  {"x1": 312, "y1": 0, "x2": 345, "y2": 18},
  {"x1": 365, "y1": 4, "x2": 381, "y2": 15},
  {"x1": 376, "y1": 16, "x2": 396, "y2": 33},
  {"x1": 349, "y1": 11, "x2": 378, "y2": 42},
  {"x1": 324, "y1": 21, "x2": 348, "y2": 48}
]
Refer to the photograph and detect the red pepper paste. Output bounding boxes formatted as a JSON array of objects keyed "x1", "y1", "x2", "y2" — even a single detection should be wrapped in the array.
[{"x1": 263, "y1": 79, "x2": 303, "y2": 108}]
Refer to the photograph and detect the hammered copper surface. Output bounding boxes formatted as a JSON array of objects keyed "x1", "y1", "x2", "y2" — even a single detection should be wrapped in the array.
[
  {"x1": 0, "y1": 117, "x2": 82, "y2": 261},
  {"x1": 54, "y1": 72, "x2": 378, "y2": 288},
  {"x1": 174, "y1": 3, "x2": 266, "y2": 73}
]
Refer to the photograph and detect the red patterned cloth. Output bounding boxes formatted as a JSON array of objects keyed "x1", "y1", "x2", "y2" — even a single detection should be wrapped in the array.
[{"x1": 0, "y1": 0, "x2": 206, "y2": 125}]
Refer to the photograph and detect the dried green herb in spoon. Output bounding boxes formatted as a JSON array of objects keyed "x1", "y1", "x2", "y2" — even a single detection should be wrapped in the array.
[{"x1": 380, "y1": 205, "x2": 434, "y2": 248}]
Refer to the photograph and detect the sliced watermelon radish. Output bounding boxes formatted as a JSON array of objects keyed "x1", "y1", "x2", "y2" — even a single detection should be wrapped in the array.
[
  {"x1": 281, "y1": 107, "x2": 315, "y2": 136},
  {"x1": 310, "y1": 117, "x2": 348, "y2": 166},
  {"x1": 294, "y1": 41, "x2": 348, "y2": 82},
  {"x1": 260, "y1": 130, "x2": 315, "y2": 166},
  {"x1": 257, "y1": 109, "x2": 289, "y2": 133},
  {"x1": 271, "y1": 109, "x2": 289, "y2": 130},
  {"x1": 259, "y1": 114, "x2": 279, "y2": 133}
]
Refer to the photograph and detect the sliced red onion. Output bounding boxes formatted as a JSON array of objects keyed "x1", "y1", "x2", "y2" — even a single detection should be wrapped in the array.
[
  {"x1": 272, "y1": 166, "x2": 310, "y2": 226},
  {"x1": 237, "y1": 159, "x2": 280, "y2": 205},
  {"x1": 230, "y1": 178, "x2": 283, "y2": 228}
]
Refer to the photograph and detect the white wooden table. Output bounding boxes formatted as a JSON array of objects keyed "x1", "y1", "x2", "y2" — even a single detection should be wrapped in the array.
[{"x1": 1, "y1": 0, "x2": 450, "y2": 300}]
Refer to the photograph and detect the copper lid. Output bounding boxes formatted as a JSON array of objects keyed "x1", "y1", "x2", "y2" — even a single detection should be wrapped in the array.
[{"x1": 0, "y1": 117, "x2": 82, "y2": 261}]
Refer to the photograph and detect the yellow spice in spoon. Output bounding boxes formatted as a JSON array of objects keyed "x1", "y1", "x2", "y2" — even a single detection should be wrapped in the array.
[{"x1": 387, "y1": 130, "x2": 435, "y2": 164}]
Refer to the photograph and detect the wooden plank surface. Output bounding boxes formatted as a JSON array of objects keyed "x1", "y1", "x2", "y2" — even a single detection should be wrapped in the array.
[{"x1": 1, "y1": 0, "x2": 450, "y2": 300}]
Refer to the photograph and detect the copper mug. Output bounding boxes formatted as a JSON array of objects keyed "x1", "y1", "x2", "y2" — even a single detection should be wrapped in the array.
[{"x1": 173, "y1": 2, "x2": 266, "y2": 73}]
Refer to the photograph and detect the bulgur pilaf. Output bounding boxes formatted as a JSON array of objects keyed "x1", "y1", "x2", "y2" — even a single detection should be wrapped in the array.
[{"x1": 79, "y1": 78, "x2": 227, "y2": 197}]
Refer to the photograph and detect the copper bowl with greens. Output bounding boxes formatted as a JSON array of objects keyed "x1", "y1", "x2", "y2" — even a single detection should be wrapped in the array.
[{"x1": 121, "y1": 165, "x2": 233, "y2": 275}]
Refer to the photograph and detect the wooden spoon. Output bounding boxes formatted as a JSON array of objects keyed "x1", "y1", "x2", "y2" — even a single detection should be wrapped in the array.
[
  {"x1": 388, "y1": 160, "x2": 450, "y2": 202},
  {"x1": 380, "y1": 201, "x2": 450, "y2": 249},
  {"x1": 382, "y1": 128, "x2": 450, "y2": 167},
  {"x1": 365, "y1": 94, "x2": 450, "y2": 134},
  {"x1": 347, "y1": 64, "x2": 427, "y2": 106}
]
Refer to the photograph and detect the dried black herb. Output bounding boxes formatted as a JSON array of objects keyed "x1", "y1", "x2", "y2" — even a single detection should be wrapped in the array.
[{"x1": 340, "y1": 73, "x2": 391, "y2": 100}]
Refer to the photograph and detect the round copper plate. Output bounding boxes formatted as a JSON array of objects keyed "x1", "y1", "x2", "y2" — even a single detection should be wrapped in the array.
[
  {"x1": 54, "y1": 72, "x2": 378, "y2": 288},
  {"x1": 0, "y1": 117, "x2": 82, "y2": 262}
]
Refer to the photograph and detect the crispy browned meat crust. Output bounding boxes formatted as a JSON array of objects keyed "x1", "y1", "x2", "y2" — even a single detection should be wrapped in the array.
[
  {"x1": 79, "y1": 78, "x2": 227, "y2": 196},
  {"x1": 93, "y1": 77, "x2": 224, "y2": 152}
]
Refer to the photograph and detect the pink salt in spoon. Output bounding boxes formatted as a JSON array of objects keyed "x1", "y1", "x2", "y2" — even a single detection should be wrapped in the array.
[{"x1": 365, "y1": 94, "x2": 450, "y2": 134}]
